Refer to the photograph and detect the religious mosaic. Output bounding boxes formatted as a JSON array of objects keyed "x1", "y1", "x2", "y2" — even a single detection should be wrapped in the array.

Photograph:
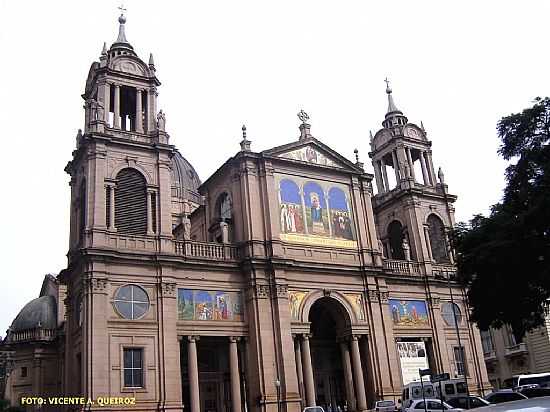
[
  {"x1": 279, "y1": 145, "x2": 342, "y2": 168},
  {"x1": 288, "y1": 291, "x2": 308, "y2": 320},
  {"x1": 178, "y1": 289, "x2": 244, "y2": 321},
  {"x1": 344, "y1": 293, "x2": 366, "y2": 321},
  {"x1": 277, "y1": 175, "x2": 357, "y2": 248},
  {"x1": 389, "y1": 299, "x2": 429, "y2": 327}
]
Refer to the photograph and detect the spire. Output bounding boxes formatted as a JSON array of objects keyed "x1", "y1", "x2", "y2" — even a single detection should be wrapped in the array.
[
  {"x1": 382, "y1": 78, "x2": 408, "y2": 128},
  {"x1": 101, "y1": 42, "x2": 107, "y2": 56},
  {"x1": 384, "y1": 77, "x2": 400, "y2": 114},
  {"x1": 149, "y1": 53, "x2": 155, "y2": 69},
  {"x1": 116, "y1": 6, "x2": 128, "y2": 44}
]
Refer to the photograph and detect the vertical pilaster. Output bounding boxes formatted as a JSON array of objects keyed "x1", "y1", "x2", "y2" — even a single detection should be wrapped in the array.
[
  {"x1": 350, "y1": 336, "x2": 367, "y2": 412},
  {"x1": 147, "y1": 189, "x2": 154, "y2": 235},
  {"x1": 294, "y1": 337, "x2": 304, "y2": 406},
  {"x1": 420, "y1": 151, "x2": 429, "y2": 185},
  {"x1": 426, "y1": 151, "x2": 436, "y2": 185},
  {"x1": 374, "y1": 161, "x2": 385, "y2": 194},
  {"x1": 406, "y1": 147, "x2": 416, "y2": 181},
  {"x1": 104, "y1": 82, "x2": 111, "y2": 125},
  {"x1": 109, "y1": 184, "x2": 116, "y2": 230},
  {"x1": 381, "y1": 158, "x2": 390, "y2": 191},
  {"x1": 391, "y1": 150, "x2": 400, "y2": 184},
  {"x1": 114, "y1": 85, "x2": 121, "y2": 129}
]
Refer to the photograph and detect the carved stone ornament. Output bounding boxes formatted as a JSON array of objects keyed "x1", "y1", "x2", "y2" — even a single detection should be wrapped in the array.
[
  {"x1": 367, "y1": 289, "x2": 379, "y2": 303},
  {"x1": 161, "y1": 282, "x2": 177, "y2": 298},
  {"x1": 256, "y1": 284, "x2": 270, "y2": 299},
  {"x1": 276, "y1": 284, "x2": 288, "y2": 298},
  {"x1": 323, "y1": 289, "x2": 332, "y2": 297},
  {"x1": 86, "y1": 278, "x2": 108, "y2": 293},
  {"x1": 428, "y1": 296, "x2": 441, "y2": 308},
  {"x1": 378, "y1": 291, "x2": 389, "y2": 303}
]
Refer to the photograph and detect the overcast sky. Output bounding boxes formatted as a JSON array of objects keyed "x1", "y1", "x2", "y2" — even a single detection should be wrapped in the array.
[{"x1": 0, "y1": 0, "x2": 548, "y2": 333}]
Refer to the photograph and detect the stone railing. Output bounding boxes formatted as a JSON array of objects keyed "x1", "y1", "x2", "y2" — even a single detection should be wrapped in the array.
[
  {"x1": 483, "y1": 350, "x2": 497, "y2": 361},
  {"x1": 432, "y1": 264, "x2": 457, "y2": 279},
  {"x1": 383, "y1": 259, "x2": 422, "y2": 276},
  {"x1": 505, "y1": 342, "x2": 528, "y2": 357},
  {"x1": 174, "y1": 240, "x2": 240, "y2": 261},
  {"x1": 7, "y1": 328, "x2": 56, "y2": 343}
]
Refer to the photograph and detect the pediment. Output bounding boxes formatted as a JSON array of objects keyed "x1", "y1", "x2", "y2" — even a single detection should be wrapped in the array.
[
  {"x1": 264, "y1": 139, "x2": 360, "y2": 172},
  {"x1": 109, "y1": 56, "x2": 149, "y2": 77}
]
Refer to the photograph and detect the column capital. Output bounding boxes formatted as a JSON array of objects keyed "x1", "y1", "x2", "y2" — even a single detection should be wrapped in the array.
[
  {"x1": 229, "y1": 336, "x2": 241, "y2": 343},
  {"x1": 187, "y1": 335, "x2": 200, "y2": 343}
]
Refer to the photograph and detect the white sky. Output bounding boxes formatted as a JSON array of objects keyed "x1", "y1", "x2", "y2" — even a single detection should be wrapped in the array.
[{"x1": 0, "y1": 0, "x2": 548, "y2": 333}]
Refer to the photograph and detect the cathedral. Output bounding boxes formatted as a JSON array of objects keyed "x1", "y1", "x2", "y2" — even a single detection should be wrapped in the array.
[{"x1": 1, "y1": 12, "x2": 491, "y2": 412}]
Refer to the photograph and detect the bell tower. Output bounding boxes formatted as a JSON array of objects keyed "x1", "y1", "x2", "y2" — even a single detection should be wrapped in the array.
[
  {"x1": 65, "y1": 9, "x2": 175, "y2": 258},
  {"x1": 369, "y1": 80, "x2": 457, "y2": 266}
]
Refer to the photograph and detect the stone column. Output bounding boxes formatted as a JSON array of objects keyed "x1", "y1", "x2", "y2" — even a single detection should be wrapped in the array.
[
  {"x1": 350, "y1": 336, "x2": 367, "y2": 412},
  {"x1": 188, "y1": 336, "x2": 200, "y2": 412},
  {"x1": 294, "y1": 336, "x2": 305, "y2": 404},
  {"x1": 301, "y1": 334, "x2": 316, "y2": 406},
  {"x1": 339, "y1": 340, "x2": 356, "y2": 412},
  {"x1": 419, "y1": 151, "x2": 429, "y2": 185},
  {"x1": 406, "y1": 148, "x2": 416, "y2": 181},
  {"x1": 103, "y1": 83, "x2": 111, "y2": 125},
  {"x1": 424, "y1": 225, "x2": 434, "y2": 261},
  {"x1": 426, "y1": 151, "x2": 436, "y2": 185},
  {"x1": 136, "y1": 89, "x2": 143, "y2": 133},
  {"x1": 374, "y1": 161, "x2": 385, "y2": 193},
  {"x1": 113, "y1": 85, "x2": 121, "y2": 129},
  {"x1": 391, "y1": 150, "x2": 400, "y2": 184},
  {"x1": 381, "y1": 159, "x2": 390, "y2": 191},
  {"x1": 229, "y1": 337, "x2": 242, "y2": 412}
]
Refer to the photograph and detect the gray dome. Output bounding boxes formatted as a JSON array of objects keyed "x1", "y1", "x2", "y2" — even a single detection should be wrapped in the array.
[
  {"x1": 171, "y1": 150, "x2": 201, "y2": 204},
  {"x1": 10, "y1": 296, "x2": 57, "y2": 332}
]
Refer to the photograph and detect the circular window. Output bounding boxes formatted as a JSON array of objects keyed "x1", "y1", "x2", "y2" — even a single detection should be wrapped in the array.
[
  {"x1": 114, "y1": 285, "x2": 150, "y2": 320},
  {"x1": 442, "y1": 302, "x2": 462, "y2": 327}
]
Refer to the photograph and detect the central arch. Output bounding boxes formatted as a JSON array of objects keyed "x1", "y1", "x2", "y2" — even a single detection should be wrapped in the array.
[{"x1": 308, "y1": 296, "x2": 352, "y2": 411}]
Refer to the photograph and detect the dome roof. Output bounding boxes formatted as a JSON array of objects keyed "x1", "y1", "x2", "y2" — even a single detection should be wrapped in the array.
[
  {"x1": 10, "y1": 296, "x2": 57, "y2": 332},
  {"x1": 171, "y1": 150, "x2": 201, "y2": 204}
]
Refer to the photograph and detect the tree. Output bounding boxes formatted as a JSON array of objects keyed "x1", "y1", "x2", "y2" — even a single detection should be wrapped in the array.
[{"x1": 451, "y1": 97, "x2": 550, "y2": 341}]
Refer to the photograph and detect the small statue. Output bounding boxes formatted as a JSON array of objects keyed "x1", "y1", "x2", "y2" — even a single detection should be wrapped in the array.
[
  {"x1": 157, "y1": 110, "x2": 166, "y2": 131},
  {"x1": 438, "y1": 167, "x2": 445, "y2": 184},
  {"x1": 402, "y1": 237, "x2": 411, "y2": 261},
  {"x1": 182, "y1": 215, "x2": 191, "y2": 240}
]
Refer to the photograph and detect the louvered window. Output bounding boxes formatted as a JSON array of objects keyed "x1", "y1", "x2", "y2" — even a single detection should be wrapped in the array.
[
  {"x1": 105, "y1": 186, "x2": 111, "y2": 228},
  {"x1": 115, "y1": 168, "x2": 147, "y2": 235}
]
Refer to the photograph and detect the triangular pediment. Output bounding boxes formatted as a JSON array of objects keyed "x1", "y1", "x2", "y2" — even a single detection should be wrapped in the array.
[{"x1": 263, "y1": 138, "x2": 361, "y2": 172}]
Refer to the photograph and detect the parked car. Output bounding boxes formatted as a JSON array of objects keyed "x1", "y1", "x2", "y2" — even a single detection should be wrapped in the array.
[
  {"x1": 474, "y1": 396, "x2": 550, "y2": 411},
  {"x1": 503, "y1": 373, "x2": 550, "y2": 390},
  {"x1": 374, "y1": 400, "x2": 397, "y2": 411},
  {"x1": 519, "y1": 387, "x2": 550, "y2": 398},
  {"x1": 483, "y1": 390, "x2": 527, "y2": 404},
  {"x1": 303, "y1": 407, "x2": 325, "y2": 412},
  {"x1": 446, "y1": 396, "x2": 491, "y2": 409},
  {"x1": 403, "y1": 398, "x2": 464, "y2": 411}
]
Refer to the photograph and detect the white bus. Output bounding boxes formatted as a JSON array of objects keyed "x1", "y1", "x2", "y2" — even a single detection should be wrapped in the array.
[{"x1": 503, "y1": 373, "x2": 550, "y2": 390}]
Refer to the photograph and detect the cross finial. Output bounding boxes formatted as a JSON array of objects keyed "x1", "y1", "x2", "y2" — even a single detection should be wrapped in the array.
[
  {"x1": 297, "y1": 109, "x2": 310, "y2": 124},
  {"x1": 384, "y1": 77, "x2": 392, "y2": 94},
  {"x1": 118, "y1": 4, "x2": 127, "y2": 16},
  {"x1": 242, "y1": 124, "x2": 247, "y2": 140}
]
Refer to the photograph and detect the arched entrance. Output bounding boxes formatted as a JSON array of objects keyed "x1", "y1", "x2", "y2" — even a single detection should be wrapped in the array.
[{"x1": 292, "y1": 295, "x2": 370, "y2": 412}]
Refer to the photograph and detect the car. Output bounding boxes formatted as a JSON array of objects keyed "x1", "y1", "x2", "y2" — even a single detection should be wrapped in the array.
[
  {"x1": 473, "y1": 396, "x2": 550, "y2": 411},
  {"x1": 519, "y1": 387, "x2": 550, "y2": 398},
  {"x1": 483, "y1": 390, "x2": 527, "y2": 404},
  {"x1": 446, "y1": 396, "x2": 491, "y2": 409},
  {"x1": 403, "y1": 398, "x2": 464, "y2": 411},
  {"x1": 375, "y1": 400, "x2": 397, "y2": 411}
]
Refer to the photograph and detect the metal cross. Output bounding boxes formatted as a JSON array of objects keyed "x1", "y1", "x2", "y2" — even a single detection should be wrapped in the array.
[
  {"x1": 297, "y1": 109, "x2": 309, "y2": 124},
  {"x1": 384, "y1": 77, "x2": 390, "y2": 89},
  {"x1": 118, "y1": 4, "x2": 127, "y2": 15}
]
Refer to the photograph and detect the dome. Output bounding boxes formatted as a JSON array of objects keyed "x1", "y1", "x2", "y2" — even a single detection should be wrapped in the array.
[
  {"x1": 10, "y1": 296, "x2": 57, "y2": 332},
  {"x1": 171, "y1": 150, "x2": 201, "y2": 204}
]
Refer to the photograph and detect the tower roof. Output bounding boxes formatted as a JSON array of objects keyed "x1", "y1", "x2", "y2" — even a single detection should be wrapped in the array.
[
  {"x1": 109, "y1": 9, "x2": 136, "y2": 56},
  {"x1": 382, "y1": 78, "x2": 408, "y2": 128}
]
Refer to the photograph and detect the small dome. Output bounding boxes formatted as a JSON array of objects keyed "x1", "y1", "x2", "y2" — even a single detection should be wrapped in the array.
[
  {"x1": 10, "y1": 296, "x2": 57, "y2": 332},
  {"x1": 171, "y1": 150, "x2": 201, "y2": 204}
]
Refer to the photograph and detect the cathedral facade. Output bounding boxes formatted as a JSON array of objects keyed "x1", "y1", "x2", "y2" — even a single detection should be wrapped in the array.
[{"x1": 1, "y1": 14, "x2": 490, "y2": 412}]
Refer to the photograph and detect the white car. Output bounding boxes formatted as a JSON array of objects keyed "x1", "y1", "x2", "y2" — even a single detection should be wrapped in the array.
[
  {"x1": 374, "y1": 400, "x2": 397, "y2": 411},
  {"x1": 403, "y1": 398, "x2": 464, "y2": 411},
  {"x1": 474, "y1": 396, "x2": 550, "y2": 410}
]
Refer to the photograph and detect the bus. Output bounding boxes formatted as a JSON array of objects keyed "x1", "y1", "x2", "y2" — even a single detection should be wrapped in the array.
[{"x1": 503, "y1": 373, "x2": 550, "y2": 390}]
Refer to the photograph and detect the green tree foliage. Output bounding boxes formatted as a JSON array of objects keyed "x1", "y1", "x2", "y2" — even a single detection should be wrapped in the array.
[{"x1": 451, "y1": 97, "x2": 550, "y2": 341}]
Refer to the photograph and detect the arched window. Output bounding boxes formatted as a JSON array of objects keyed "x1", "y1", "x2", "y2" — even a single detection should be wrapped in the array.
[
  {"x1": 427, "y1": 214, "x2": 448, "y2": 263},
  {"x1": 114, "y1": 285, "x2": 150, "y2": 320},
  {"x1": 387, "y1": 220, "x2": 405, "y2": 260},
  {"x1": 441, "y1": 302, "x2": 462, "y2": 327},
  {"x1": 115, "y1": 168, "x2": 147, "y2": 235}
]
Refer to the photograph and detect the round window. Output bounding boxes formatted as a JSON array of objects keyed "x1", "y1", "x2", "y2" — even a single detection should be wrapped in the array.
[
  {"x1": 114, "y1": 285, "x2": 150, "y2": 320},
  {"x1": 442, "y1": 302, "x2": 462, "y2": 327}
]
